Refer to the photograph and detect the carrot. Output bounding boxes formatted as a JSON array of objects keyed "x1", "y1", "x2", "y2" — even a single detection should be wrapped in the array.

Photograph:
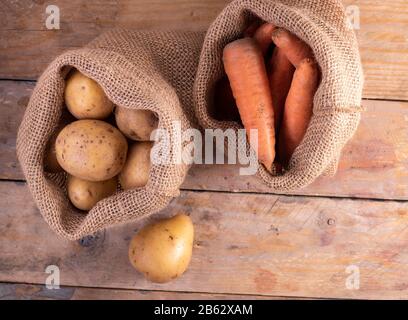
[
  {"x1": 268, "y1": 47, "x2": 295, "y2": 133},
  {"x1": 213, "y1": 76, "x2": 241, "y2": 122},
  {"x1": 243, "y1": 21, "x2": 261, "y2": 38},
  {"x1": 271, "y1": 28, "x2": 313, "y2": 67},
  {"x1": 278, "y1": 58, "x2": 319, "y2": 167},
  {"x1": 223, "y1": 38, "x2": 276, "y2": 171},
  {"x1": 253, "y1": 23, "x2": 276, "y2": 56}
]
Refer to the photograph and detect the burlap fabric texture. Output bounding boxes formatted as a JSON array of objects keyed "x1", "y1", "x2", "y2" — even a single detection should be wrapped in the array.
[
  {"x1": 17, "y1": 0, "x2": 364, "y2": 240},
  {"x1": 17, "y1": 30, "x2": 204, "y2": 240},
  {"x1": 194, "y1": 0, "x2": 364, "y2": 190}
]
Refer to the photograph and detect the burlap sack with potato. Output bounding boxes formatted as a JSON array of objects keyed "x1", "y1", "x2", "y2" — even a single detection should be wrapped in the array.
[
  {"x1": 17, "y1": 0, "x2": 364, "y2": 240},
  {"x1": 194, "y1": 0, "x2": 364, "y2": 191},
  {"x1": 17, "y1": 30, "x2": 204, "y2": 240}
]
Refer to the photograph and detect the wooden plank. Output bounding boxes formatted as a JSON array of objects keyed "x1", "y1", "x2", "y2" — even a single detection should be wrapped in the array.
[
  {"x1": 184, "y1": 96, "x2": 408, "y2": 200},
  {"x1": 0, "y1": 81, "x2": 30, "y2": 180},
  {"x1": 0, "y1": 283, "x2": 282, "y2": 300},
  {"x1": 2, "y1": 81, "x2": 407, "y2": 200},
  {"x1": 1, "y1": 0, "x2": 407, "y2": 101},
  {"x1": 350, "y1": 0, "x2": 408, "y2": 100},
  {"x1": 1, "y1": 181, "x2": 408, "y2": 299}
]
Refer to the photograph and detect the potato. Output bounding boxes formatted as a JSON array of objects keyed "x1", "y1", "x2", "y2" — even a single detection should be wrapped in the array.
[
  {"x1": 44, "y1": 109, "x2": 75, "y2": 173},
  {"x1": 55, "y1": 120, "x2": 128, "y2": 181},
  {"x1": 65, "y1": 70, "x2": 114, "y2": 119},
  {"x1": 67, "y1": 175, "x2": 117, "y2": 211},
  {"x1": 115, "y1": 107, "x2": 158, "y2": 141},
  {"x1": 44, "y1": 133, "x2": 63, "y2": 173},
  {"x1": 119, "y1": 142, "x2": 152, "y2": 190},
  {"x1": 129, "y1": 214, "x2": 194, "y2": 283}
]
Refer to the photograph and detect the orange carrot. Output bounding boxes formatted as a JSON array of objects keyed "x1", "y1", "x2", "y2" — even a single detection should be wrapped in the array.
[
  {"x1": 272, "y1": 28, "x2": 313, "y2": 67},
  {"x1": 269, "y1": 47, "x2": 295, "y2": 133},
  {"x1": 278, "y1": 58, "x2": 319, "y2": 167},
  {"x1": 253, "y1": 23, "x2": 276, "y2": 56},
  {"x1": 223, "y1": 38, "x2": 276, "y2": 171}
]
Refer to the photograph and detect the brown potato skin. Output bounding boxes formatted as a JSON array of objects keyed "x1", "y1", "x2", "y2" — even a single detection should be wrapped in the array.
[
  {"x1": 67, "y1": 175, "x2": 117, "y2": 211},
  {"x1": 119, "y1": 142, "x2": 152, "y2": 190},
  {"x1": 55, "y1": 120, "x2": 128, "y2": 181},
  {"x1": 128, "y1": 214, "x2": 194, "y2": 283},
  {"x1": 44, "y1": 135, "x2": 63, "y2": 173},
  {"x1": 65, "y1": 70, "x2": 114, "y2": 119},
  {"x1": 115, "y1": 107, "x2": 158, "y2": 141}
]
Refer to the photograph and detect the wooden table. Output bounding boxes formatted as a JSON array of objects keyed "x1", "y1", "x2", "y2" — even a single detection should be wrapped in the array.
[{"x1": 1, "y1": 0, "x2": 407, "y2": 300}]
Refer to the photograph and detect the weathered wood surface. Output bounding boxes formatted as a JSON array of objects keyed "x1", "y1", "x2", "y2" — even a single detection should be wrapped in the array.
[
  {"x1": 1, "y1": 81, "x2": 407, "y2": 200},
  {"x1": 0, "y1": 283, "x2": 282, "y2": 300},
  {"x1": 1, "y1": 181, "x2": 408, "y2": 299},
  {"x1": 1, "y1": 1, "x2": 407, "y2": 101},
  {"x1": 0, "y1": 81, "x2": 30, "y2": 180},
  {"x1": 1, "y1": 0, "x2": 408, "y2": 301}
]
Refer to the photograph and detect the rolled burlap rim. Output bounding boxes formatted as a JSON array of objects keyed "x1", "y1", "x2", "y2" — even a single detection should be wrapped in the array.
[
  {"x1": 194, "y1": 0, "x2": 364, "y2": 191},
  {"x1": 17, "y1": 31, "x2": 203, "y2": 239}
]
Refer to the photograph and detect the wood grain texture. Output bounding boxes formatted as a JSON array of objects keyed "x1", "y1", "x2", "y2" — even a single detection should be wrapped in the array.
[
  {"x1": 348, "y1": 0, "x2": 408, "y2": 100},
  {"x1": 1, "y1": 81, "x2": 407, "y2": 200},
  {"x1": 1, "y1": 0, "x2": 407, "y2": 100},
  {"x1": 184, "y1": 97, "x2": 408, "y2": 199},
  {"x1": 0, "y1": 81, "x2": 30, "y2": 179},
  {"x1": 0, "y1": 283, "x2": 283, "y2": 300},
  {"x1": 1, "y1": 181, "x2": 408, "y2": 299}
]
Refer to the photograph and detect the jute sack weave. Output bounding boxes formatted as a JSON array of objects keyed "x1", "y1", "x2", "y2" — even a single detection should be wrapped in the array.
[
  {"x1": 17, "y1": 30, "x2": 204, "y2": 240},
  {"x1": 194, "y1": 0, "x2": 364, "y2": 191}
]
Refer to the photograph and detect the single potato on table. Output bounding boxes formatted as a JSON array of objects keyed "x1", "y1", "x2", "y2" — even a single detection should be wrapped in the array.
[
  {"x1": 119, "y1": 142, "x2": 152, "y2": 190},
  {"x1": 55, "y1": 120, "x2": 128, "y2": 181},
  {"x1": 129, "y1": 214, "x2": 194, "y2": 283},
  {"x1": 115, "y1": 107, "x2": 158, "y2": 141},
  {"x1": 67, "y1": 175, "x2": 117, "y2": 211},
  {"x1": 65, "y1": 70, "x2": 114, "y2": 119}
]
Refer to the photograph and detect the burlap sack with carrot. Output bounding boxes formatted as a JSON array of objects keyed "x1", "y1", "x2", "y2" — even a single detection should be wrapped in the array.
[
  {"x1": 17, "y1": 30, "x2": 204, "y2": 240},
  {"x1": 17, "y1": 0, "x2": 363, "y2": 240},
  {"x1": 194, "y1": 0, "x2": 364, "y2": 191}
]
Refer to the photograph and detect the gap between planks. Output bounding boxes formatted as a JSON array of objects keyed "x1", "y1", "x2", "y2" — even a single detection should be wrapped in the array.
[
  {"x1": 1, "y1": 181, "x2": 408, "y2": 299},
  {"x1": 1, "y1": 0, "x2": 407, "y2": 100},
  {"x1": 0, "y1": 281, "x2": 319, "y2": 300},
  {"x1": 1, "y1": 80, "x2": 408, "y2": 200}
]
